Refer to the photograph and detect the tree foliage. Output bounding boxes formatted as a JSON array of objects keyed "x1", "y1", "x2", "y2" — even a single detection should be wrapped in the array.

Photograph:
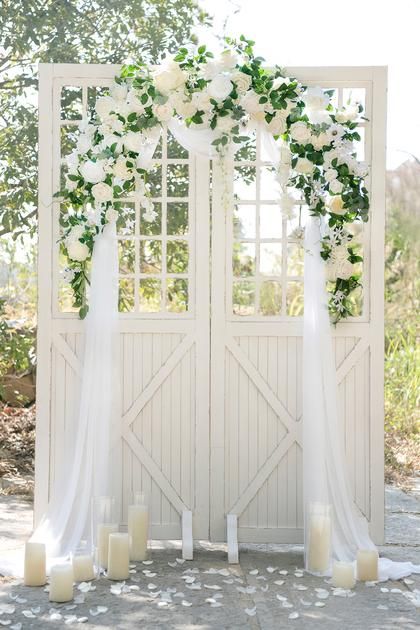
[{"x1": 0, "y1": 0, "x2": 210, "y2": 238}]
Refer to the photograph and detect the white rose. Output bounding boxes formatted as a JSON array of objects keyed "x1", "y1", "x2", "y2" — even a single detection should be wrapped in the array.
[
  {"x1": 207, "y1": 74, "x2": 234, "y2": 101},
  {"x1": 353, "y1": 161, "x2": 369, "y2": 177},
  {"x1": 294, "y1": 157, "x2": 314, "y2": 175},
  {"x1": 303, "y1": 86, "x2": 330, "y2": 111},
  {"x1": 335, "y1": 105, "x2": 359, "y2": 123},
  {"x1": 76, "y1": 134, "x2": 92, "y2": 154},
  {"x1": 240, "y1": 91, "x2": 264, "y2": 114},
  {"x1": 199, "y1": 60, "x2": 222, "y2": 80},
  {"x1": 176, "y1": 99, "x2": 196, "y2": 118},
  {"x1": 105, "y1": 207, "x2": 119, "y2": 223},
  {"x1": 324, "y1": 168, "x2": 338, "y2": 182},
  {"x1": 311, "y1": 132, "x2": 330, "y2": 150},
  {"x1": 113, "y1": 157, "x2": 132, "y2": 181},
  {"x1": 153, "y1": 60, "x2": 186, "y2": 94},
  {"x1": 289, "y1": 121, "x2": 311, "y2": 144},
  {"x1": 327, "y1": 123, "x2": 346, "y2": 143},
  {"x1": 217, "y1": 116, "x2": 234, "y2": 133},
  {"x1": 267, "y1": 112, "x2": 287, "y2": 135},
  {"x1": 79, "y1": 160, "x2": 106, "y2": 184},
  {"x1": 110, "y1": 82, "x2": 128, "y2": 102},
  {"x1": 331, "y1": 244, "x2": 350, "y2": 264},
  {"x1": 67, "y1": 240, "x2": 90, "y2": 262},
  {"x1": 126, "y1": 90, "x2": 146, "y2": 114},
  {"x1": 191, "y1": 90, "x2": 213, "y2": 112},
  {"x1": 91, "y1": 181, "x2": 113, "y2": 202},
  {"x1": 328, "y1": 195, "x2": 347, "y2": 215},
  {"x1": 95, "y1": 96, "x2": 117, "y2": 119},
  {"x1": 231, "y1": 70, "x2": 252, "y2": 93},
  {"x1": 329, "y1": 179, "x2": 344, "y2": 194},
  {"x1": 153, "y1": 102, "x2": 173, "y2": 121},
  {"x1": 219, "y1": 50, "x2": 238, "y2": 69},
  {"x1": 123, "y1": 131, "x2": 145, "y2": 153},
  {"x1": 67, "y1": 225, "x2": 85, "y2": 242},
  {"x1": 101, "y1": 134, "x2": 123, "y2": 153},
  {"x1": 326, "y1": 259, "x2": 354, "y2": 282}
]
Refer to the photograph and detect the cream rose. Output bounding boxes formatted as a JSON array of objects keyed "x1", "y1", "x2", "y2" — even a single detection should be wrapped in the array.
[
  {"x1": 95, "y1": 96, "x2": 117, "y2": 119},
  {"x1": 329, "y1": 179, "x2": 344, "y2": 194},
  {"x1": 324, "y1": 168, "x2": 338, "y2": 182},
  {"x1": 232, "y1": 70, "x2": 252, "y2": 93},
  {"x1": 294, "y1": 157, "x2": 314, "y2": 175},
  {"x1": 176, "y1": 99, "x2": 196, "y2": 119},
  {"x1": 311, "y1": 132, "x2": 330, "y2": 151},
  {"x1": 207, "y1": 74, "x2": 234, "y2": 101},
  {"x1": 91, "y1": 182, "x2": 113, "y2": 203},
  {"x1": 289, "y1": 121, "x2": 311, "y2": 144},
  {"x1": 152, "y1": 102, "x2": 173, "y2": 121},
  {"x1": 240, "y1": 91, "x2": 264, "y2": 114},
  {"x1": 123, "y1": 131, "x2": 145, "y2": 153},
  {"x1": 113, "y1": 157, "x2": 132, "y2": 181},
  {"x1": 267, "y1": 112, "x2": 287, "y2": 135},
  {"x1": 328, "y1": 195, "x2": 347, "y2": 215},
  {"x1": 153, "y1": 60, "x2": 186, "y2": 95},
  {"x1": 79, "y1": 160, "x2": 106, "y2": 184},
  {"x1": 217, "y1": 116, "x2": 234, "y2": 133},
  {"x1": 325, "y1": 259, "x2": 354, "y2": 282},
  {"x1": 67, "y1": 240, "x2": 89, "y2": 262},
  {"x1": 105, "y1": 207, "x2": 119, "y2": 223},
  {"x1": 191, "y1": 90, "x2": 212, "y2": 112}
]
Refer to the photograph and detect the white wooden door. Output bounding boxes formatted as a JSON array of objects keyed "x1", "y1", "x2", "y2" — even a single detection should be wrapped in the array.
[
  {"x1": 35, "y1": 64, "x2": 210, "y2": 540},
  {"x1": 210, "y1": 67, "x2": 386, "y2": 544}
]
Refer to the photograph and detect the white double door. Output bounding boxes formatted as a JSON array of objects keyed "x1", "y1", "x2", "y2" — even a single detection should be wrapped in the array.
[{"x1": 36, "y1": 64, "x2": 385, "y2": 545}]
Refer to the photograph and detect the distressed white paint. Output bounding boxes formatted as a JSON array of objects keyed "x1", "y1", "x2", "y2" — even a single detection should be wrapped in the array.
[{"x1": 36, "y1": 64, "x2": 386, "y2": 547}]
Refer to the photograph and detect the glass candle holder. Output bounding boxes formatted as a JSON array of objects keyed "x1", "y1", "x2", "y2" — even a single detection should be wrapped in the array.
[
  {"x1": 91, "y1": 496, "x2": 118, "y2": 572},
  {"x1": 128, "y1": 491, "x2": 150, "y2": 562},
  {"x1": 305, "y1": 502, "x2": 332, "y2": 574},
  {"x1": 72, "y1": 540, "x2": 95, "y2": 582}
]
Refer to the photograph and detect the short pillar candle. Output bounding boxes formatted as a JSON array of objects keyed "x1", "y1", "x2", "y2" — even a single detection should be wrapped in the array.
[
  {"x1": 107, "y1": 533, "x2": 130, "y2": 580},
  {"x1": 331, "y1": 561, "x2": 356, "y2": 589},
  {"x1": 128, "y1": 493, "x2": 149, "y2": 561},
  {"x1": 357, "y1": 549, "x2": 379, "y2": 581},
  {"x1": 72, "y1": 550, "x2": 95, "y2": 582},
  {"x1": 49, "y1": 563, "x2": 74, "y2": 602},
  {"x1": 24, "y1": 542, "x2": 46, "y2": 587}
]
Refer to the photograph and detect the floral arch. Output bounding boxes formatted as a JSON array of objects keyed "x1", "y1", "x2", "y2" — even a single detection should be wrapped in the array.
[{"x1": 59, "y1": 35, "x2": 369, "y2": 321}]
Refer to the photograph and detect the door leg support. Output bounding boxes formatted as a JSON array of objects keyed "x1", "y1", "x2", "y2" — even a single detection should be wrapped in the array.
[
  {"x1": 182, "y1": 510, "x2": 193, "y2": 560},
  {"x1": 227, "y1": 514, "x2": 239, "y2": 564}
]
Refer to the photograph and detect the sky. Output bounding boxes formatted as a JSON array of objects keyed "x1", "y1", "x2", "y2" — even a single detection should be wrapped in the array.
[{"x1": 198, "y1": 0, "x2": 420, "y2": 169}]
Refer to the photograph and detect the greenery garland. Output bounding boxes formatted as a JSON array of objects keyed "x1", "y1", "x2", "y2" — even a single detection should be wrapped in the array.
[{"x1": 57, "y1": 35, "x2": 369, "y2": 320}]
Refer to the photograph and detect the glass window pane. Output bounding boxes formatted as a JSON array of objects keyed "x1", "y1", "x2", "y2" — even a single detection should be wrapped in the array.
[
  {"x1": 167, "y1": 164, "x2": 189, "y2": 197},
  {"x1": 117, "y1": 203, "x2": 135, "y2": 236},
  {"x1": 287, "y1": 244, "x2": 304, "y2": 277},
  {"x1": 148, "y1": 164, "x2": 162, "y2": 197},
  {"x1": 259, "y1": 281, "x2": 282, "y2": 316},
  {"x1": 167, "y1": 202, "x2": 188, "y2": 235},
  {"x1": 118, "y1": 239, "x2": 135, "y2": 275},
  {"x1": 233, "y1": 204, "x2": 256, "y2": 239},
  {"x1": 260, "y1": 166, "x2": 278, "y2": 200},
  {"x1": 141, "y1": 202, "x2": 161, "y2": 236},
  {"x1": 167, "y1": 131, "x2": 188, "y2": 159},
  {"x1": 260, "y1": 243, "x2": 282, "y2": 276},
  {"x1": 287, "y1": 281, "x2": 304, "y2": 316},
  {"x1": 167, "y1": 240, "x2": 189, "y2": 273},
  {"x1": 119, "y1": 278, "x2": 135, "y2": 312},
  {"x1": 139, "y1": 279, "x2": 161, "y2": 312},
  {"x1": 61, "y1": 86, "x2": 83, "y2": 120},
  {"x1": 140, "y1": 240, "x2": 161, "y2": 273},
  {"x1": 343, "y1": 87, "x2": 366, "y2": 111},
  {"x1": 234, "y1": 133, "x2": 256, "y2": 162},
  {"x1": 87, "y1": 86, "x2": 109, "y2": 112},
  {"x1": 167, "y1": 279, "x2": 188, "y2": 313},
  {"x1": 234, "y1": 166, "x2": 256, "y2": 200},
  {"x1": 260, "y1": 205, "x2": 282, "y2": 239},
  {"x1": 232, "y1": 281, "x2": 255, "y2": 316},
  {"x1": 232, "y1": 242, "x2": 255, "y2": 277}
]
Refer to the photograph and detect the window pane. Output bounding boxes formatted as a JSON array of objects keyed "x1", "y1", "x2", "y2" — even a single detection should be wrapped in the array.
[
  {"x1": 259, "y1": 281, "x2": 282, "y2": 316},
  {"x1": 232, "y1": 242, "x2": 255, "y2": 277},
  {"x1": 139, "y1": 279, "x2": 161, "y2": 312},
  {"x1": 287, "y1": 244, "x2": 304, "y2": 277},
  {"x1": 343, "y1": 87, "x2": 365, "y2": 111},
  {"x1": 167, "y1": 279, "x2": 188, "y2": 313},
  {"x1": 234, "y1": 166, "x2": 256, "y2": 200},
  {"x1": 233, "y1": 204, "x2": 256, "y2": 239},
  {"x1": 148, "y1": 164, "x2": 162, "y2": 197},
  {"x1": 287, "y1": 281, "x2": 304, "y2": 316},
  {"x1": 87, "y1": 86, "x2": 108, "y2": 112},
  {"x1": 167, "y1": 164, "x2": 189, "y2": 197},
  {"x1": 260, "y1": 205, "x2": 282, "y2": 239},
  {"x1": 61, "y1": 86, "x2": 83, "y2": 120},
  {"x1": 167, "y1": 202, "x2": 189, "y2": 235},
  {"x1": 167, "y1": 131, "x2": 188, "y2": 159},
  {"x1": 232, "y1": 281, "x2": 255, "y2": 316},
  {"x1": 260, "y1": 243, "x2": 282, "y2": 276},
  {"x1": 167, "y1": 240, "x2": 189, "y2": 273},
  {"x1": 141, "y1": 202, "x2": 161, "y2": 236},
  {"x1": 260, "y1": 166, "x2": 278, "y2": 200},
  {"x1": 234, "y1": 133, "x2": 256, "y2": 162},
  {"x1": 140, "y1": 240, "x2": 161, "y2": 273},
  {"x1": 118, "y1": 239, "x2": 135, "y2": 275},
  {"x1": 119, "y1": 278, "x2": 135, "y2": 312},
  {"x1": 117, "y1": 203, "x2": 135, "y2": 236}
]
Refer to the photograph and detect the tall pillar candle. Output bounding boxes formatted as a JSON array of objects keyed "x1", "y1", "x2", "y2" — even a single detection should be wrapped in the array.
[
  {"x1": 97, "y1": 523, "x2": 118, "y2": 570},
  {"x1": 24, "y1": 542, "x2": 46, "y2": 586},
  {"x1": 357, "y1": 549, "x2": 378, "y2": 581},
  {"x1": 128, "y1": 503, "x2": 149, "y2": 561},
  {"x1": 332, "y1": 561, "x2": 355, "y2": 589},
  {"x1": 107, "y1": 533, "x2": 129, "y2": 580},
  {"x1": 49, "y1": 563, "x2": 74, "y2": 603},
  {"x1": 307, "y1": 503, "x2": 332, "y2": 573}
]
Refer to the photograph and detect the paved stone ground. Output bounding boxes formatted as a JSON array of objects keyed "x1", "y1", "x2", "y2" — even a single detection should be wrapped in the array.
[{"x1": 0, "y1": 484, "x2": 419, "y2": 629}]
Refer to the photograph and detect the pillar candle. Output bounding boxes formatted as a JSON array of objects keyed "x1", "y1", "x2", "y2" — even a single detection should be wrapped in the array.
[
  {"x1": 72, "y1": 553, "x2": 95, "y2": 582},
  {"x1": 49, "y1": 563, "x2": 74, "y2": 603},
  {"x1": 128, "y1": 504, "x2": 149, "y2": 561},
  {"x1": 308, "y1": 512, "x2": 331, "y2": 573},
  {"x1": 357, "y1": 549, "x2": 378, "y2": 581},
  {"x1": 24, "y1": 542, "x2": 46, "y2": 587},
  {"x1": 107, "y1": 533, "x2": 129, "y2": 580},
  {"x1": 97, "y1": 523, "x2": 118, "y2": 570},
  {"x1": 332, "y1": 561, "x2": 355, "y2": 589}
]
